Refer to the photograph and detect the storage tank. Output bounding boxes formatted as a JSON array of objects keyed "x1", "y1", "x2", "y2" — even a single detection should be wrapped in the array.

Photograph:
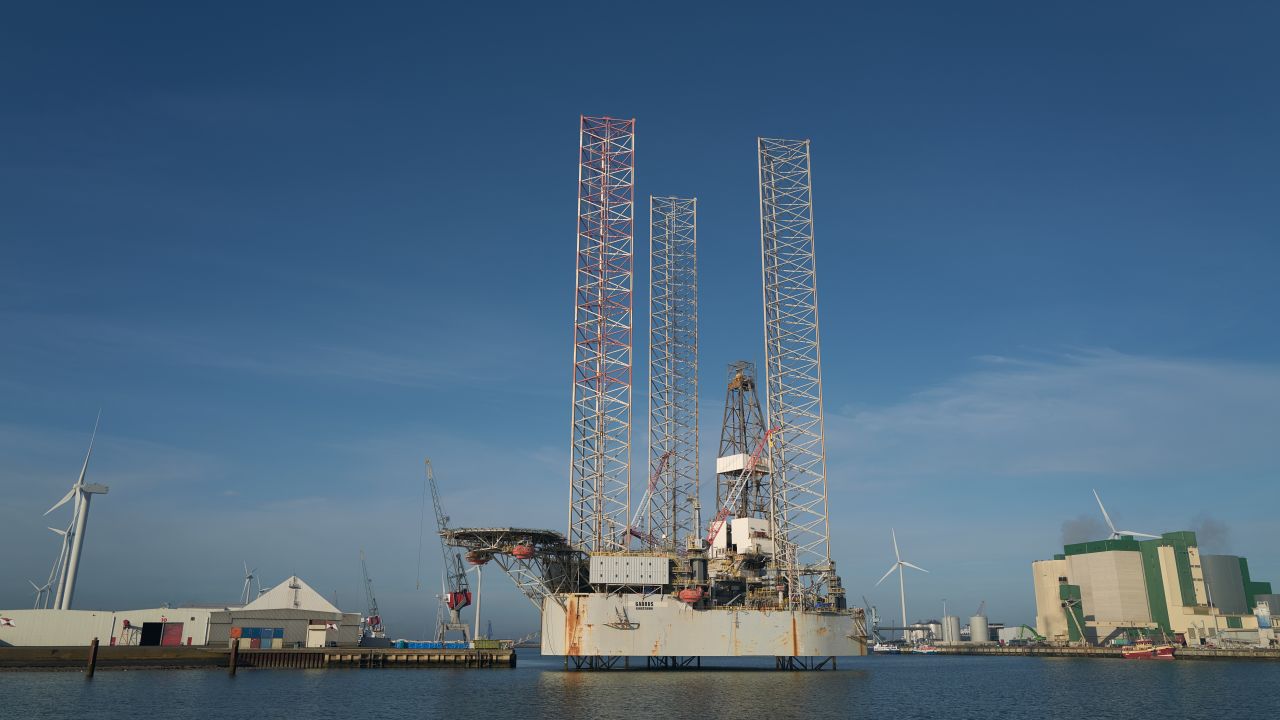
[
  {"x1": 942, "y1": 615, "x2": 961, "y2": 643},
  {"x1": 970, "y1": 615, "x2": 990, "y2": 643}
]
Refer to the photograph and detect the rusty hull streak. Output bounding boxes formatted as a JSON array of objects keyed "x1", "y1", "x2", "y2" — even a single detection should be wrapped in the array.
[
  {"x1": 791, "y1": 615, "x2": 799, "y2": 656},
  {"x1": 566, "y1": 596, "x2": 581, "y2": 656}
]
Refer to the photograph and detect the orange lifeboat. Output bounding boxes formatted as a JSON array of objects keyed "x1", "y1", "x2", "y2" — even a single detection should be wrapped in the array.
[
  {"x1": 466, "y1": 551, "x2": 491, "y2": 565},
  {"x1": 677, "y1": 587, "x2": 705, "y2": 603},
  {"x1": 512, "y1": 544, "x2": 535, "y2": 560}
]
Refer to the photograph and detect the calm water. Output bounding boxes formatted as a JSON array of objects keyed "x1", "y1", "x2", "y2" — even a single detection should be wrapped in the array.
[{"x1": 4, "y1": 652, "x2": 1278, "y2": 719}]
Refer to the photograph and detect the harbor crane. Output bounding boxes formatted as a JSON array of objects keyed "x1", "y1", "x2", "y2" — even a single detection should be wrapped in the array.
[
  {"x1": 425, "y1": 458, "x2": 471, "y2": 643},
  {"x1": 360, "y1": 550, "x2": 384, "y2": 637}
]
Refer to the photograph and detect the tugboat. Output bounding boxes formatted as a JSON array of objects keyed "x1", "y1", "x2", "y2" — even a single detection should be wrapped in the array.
[
  {"x1": 911, "y1": 644, "x2": 940, "y2": 654},
  {"x1": 871, "y1": 641, "x2": 901, "y2": 654},
  {"x1": 1121, "y1": 640, "x2": 1176, "y2": 660}
]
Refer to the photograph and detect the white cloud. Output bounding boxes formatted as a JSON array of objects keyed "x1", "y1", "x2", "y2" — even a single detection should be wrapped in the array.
[{"x1": 835, "y1": 349, "x2": 1280, "y2": 485}]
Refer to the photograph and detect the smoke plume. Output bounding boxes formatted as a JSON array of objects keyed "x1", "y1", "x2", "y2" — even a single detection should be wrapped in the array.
[
  {"x1": 1061, "y1": 515, "x2": 1107, "y2": 545},
  {"x1": 1190, "y1": 513, "x2": 1232, "y2": 553}
]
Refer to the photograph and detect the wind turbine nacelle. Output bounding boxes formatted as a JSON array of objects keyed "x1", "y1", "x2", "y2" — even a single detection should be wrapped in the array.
[{"x1": 83, "y1": 484, "x2": 109, "y2": 495}]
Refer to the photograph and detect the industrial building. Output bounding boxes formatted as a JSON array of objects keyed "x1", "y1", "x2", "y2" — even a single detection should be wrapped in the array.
[
  {"x1": 208, "y1": 576, "x2": 361, "y2": 648},
  {"x1": 1032, "y1": 531, "x2": 1274, "y2": 646},
  {"x1": 0, "y1": 576, "x2": 359, "y2": 648}
]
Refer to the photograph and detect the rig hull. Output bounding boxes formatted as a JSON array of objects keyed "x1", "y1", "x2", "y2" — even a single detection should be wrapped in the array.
[{"x1": 541, "y1": 593, "x2": 866, "y2": 657}]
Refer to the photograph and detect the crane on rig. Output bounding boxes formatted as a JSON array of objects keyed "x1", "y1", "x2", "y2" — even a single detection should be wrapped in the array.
[
  {"x1": 626, "y1": 450, "x2": 673, "y2": 549},
  {"x1": 425, "y1": 458, "x2": 471, "y2": 643},
  {"x1": 359, "y1": 550, "x2": 385, "y2": 639},
  {"x1": 704, "y1": 427, "x2": 779, "y2": 547}
]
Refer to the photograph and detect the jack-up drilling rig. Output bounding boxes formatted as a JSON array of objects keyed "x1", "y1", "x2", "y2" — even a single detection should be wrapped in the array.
[{"x1": 440, "y1": 119, "x2": 865, "y2": 669}]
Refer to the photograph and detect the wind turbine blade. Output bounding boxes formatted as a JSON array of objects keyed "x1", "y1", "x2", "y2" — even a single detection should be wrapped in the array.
[
  {"x1": 29, "y1": 579, "x2": 40, "y2": 591},
  {"x1": 47, "y1": 526, "x2": 68, "y2": 536},
  {"x1": 901, "y1": 561, "x2": 930, "y2": 573},
  {"x1": 875, "y1": 564, "x2": 899, "y2": 586},
  {"x1": 1093, "y1": 489, "x2": 1118, "y2": 535},
  {"x1": 891, "y1": 528, "x2": 901, "y2": 562},
  {"x1": 45, "y1": 487, "x2": 77, "y2": 516},
  {"x1": 76, "y1": 411, "x2": 101, "y2": 487}
]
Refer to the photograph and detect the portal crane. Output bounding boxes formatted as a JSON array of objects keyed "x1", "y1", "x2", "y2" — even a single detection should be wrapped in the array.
[
  {"x1": 426, "y1": 458, "x2": 471, "y2": 643},
  {"x1": 360, "y1": 550, "x2": 384, "y2": 637}
]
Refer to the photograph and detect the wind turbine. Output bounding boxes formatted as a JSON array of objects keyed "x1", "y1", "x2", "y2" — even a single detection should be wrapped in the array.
[
  {"x1": 1092, "y1": 489, "x2": 1159, "y2": 540},
  {"x1": 44, "y1": 412, "x2": 110, "y2": 610},
  {"x1": 45, "y1": 523, "x2": 73, "y2": 608},
  {"x1": 241, "y1": 562, "x2": 259, "y2": 605},
  {"x1": 876, "y1": 528, "x2": 929, "y2": 640},
  {"x1": 28, "y1": 579, "x2": 52, "y2": 609}
]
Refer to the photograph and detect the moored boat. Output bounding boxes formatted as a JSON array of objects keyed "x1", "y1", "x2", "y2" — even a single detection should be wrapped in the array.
[{"x1": 1121, "y1": 641, "x2": 1175, "y2": 660}]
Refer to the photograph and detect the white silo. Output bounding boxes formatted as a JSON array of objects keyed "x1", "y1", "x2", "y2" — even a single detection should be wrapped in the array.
[
  {"x1": 942, "y1": 615, "x2": 961, "y2": 643},
  {"x1": 970, "y1": 615, "x2": 990, "y2": 643}
]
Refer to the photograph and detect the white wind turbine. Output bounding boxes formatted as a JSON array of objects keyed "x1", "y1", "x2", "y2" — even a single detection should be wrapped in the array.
[
  {"x1": 876, "y1": 528, "x2": 929, "y2": 640},
  {"x1": 40, "y1": 523, "x2": 74, "y2": 609},
  {"x1": 241, "y1": 562, "x2": 260, "y2": 605},
  {"x1": 1093, "y1": 489, "x2": 1159, "y2": 540},
  {"x1": 44, "y1": 413, "x2": 110, "y2": 610},
  {"x1": 28, "y1": 579, "x2": 52, "y2": 609}
]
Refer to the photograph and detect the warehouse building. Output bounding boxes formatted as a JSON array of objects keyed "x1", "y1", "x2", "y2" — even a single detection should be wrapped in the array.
[
  {"x1": 0, "y1": 607, "x2": 216, "y2": 647},
  {"x1": 0, "y1": 575, "x2": 358, "y2": 648},
  {"x1": 1032, "y1": 531, "x2": 1273, "y2": 646},
  {"x1": 208, "y1": 576, "x2": 361, "y2": 648}
]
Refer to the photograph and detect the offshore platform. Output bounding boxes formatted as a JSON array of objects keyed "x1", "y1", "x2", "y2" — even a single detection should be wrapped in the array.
[{"x1": 442, "y1": 116, "x2": 866, "y2": 669}]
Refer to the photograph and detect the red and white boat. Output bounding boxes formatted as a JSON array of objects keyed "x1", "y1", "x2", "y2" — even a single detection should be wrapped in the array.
[{"x1": 1121, "y1": 641, "x2": 1176, "y2": 660}]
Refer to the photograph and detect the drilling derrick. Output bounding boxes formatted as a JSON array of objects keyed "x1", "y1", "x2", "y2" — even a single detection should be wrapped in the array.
[
  {"x1": 716, "y1": 361, "x2": 770, "y2": 520},
  {"x1": 643, "y1": 196, "x2": 698, "y2": 550},
  {"x1": 569, "y1": 115, "x2": 635, "y2": 552},
  {"x1": 757, "y1": 137, "x2": 840, "y2": 609}
]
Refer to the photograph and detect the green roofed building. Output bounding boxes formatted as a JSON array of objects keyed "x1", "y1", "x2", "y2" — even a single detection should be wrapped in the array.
[{"x1": 1032, "y1": 531, "x2": 1273, "y2": 646}]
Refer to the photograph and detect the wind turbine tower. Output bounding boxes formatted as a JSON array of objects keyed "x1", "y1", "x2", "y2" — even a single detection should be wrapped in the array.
[{"x1": 44, "y1": 414, "x2": 109, "y2": 610}]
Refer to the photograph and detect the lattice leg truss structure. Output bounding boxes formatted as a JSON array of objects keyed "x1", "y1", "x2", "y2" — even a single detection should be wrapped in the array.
[
  {"x1": 647, "y1": 656, "x2": 702, "y2": 669},
  {"x1": 646, "y1": 196, "x2": 699, "y2": 549},
  {"x1": 758, "y1": 137, "x2": 836, "y2": 607},
  {"x1": 774, "y1": 656, "x2": 837, "y2": 671},
  {"x1": 569, "y1": 115, "x2": 635, "y2": 552}
]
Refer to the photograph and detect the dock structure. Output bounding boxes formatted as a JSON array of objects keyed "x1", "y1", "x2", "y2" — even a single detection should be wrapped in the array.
[
  {"x1": 931, "y1": 644, "x2": 1280, "y2": 661},
  {"x1": 0, "y1": 645, "x2": 515, "y2": 671}
]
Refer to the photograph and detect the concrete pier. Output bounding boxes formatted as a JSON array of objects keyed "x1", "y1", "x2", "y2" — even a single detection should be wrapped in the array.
[
  {"x1": 930, "y1": 645, "x2": 1280, "y2": 661},
  {"x1": 0, "y1": 645, "x2": 515, "y2": 671}
]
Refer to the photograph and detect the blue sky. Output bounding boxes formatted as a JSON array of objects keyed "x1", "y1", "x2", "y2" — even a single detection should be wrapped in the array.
[{"x1": 2, "y1": 2, "x2": 1277, "y2": 637}]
